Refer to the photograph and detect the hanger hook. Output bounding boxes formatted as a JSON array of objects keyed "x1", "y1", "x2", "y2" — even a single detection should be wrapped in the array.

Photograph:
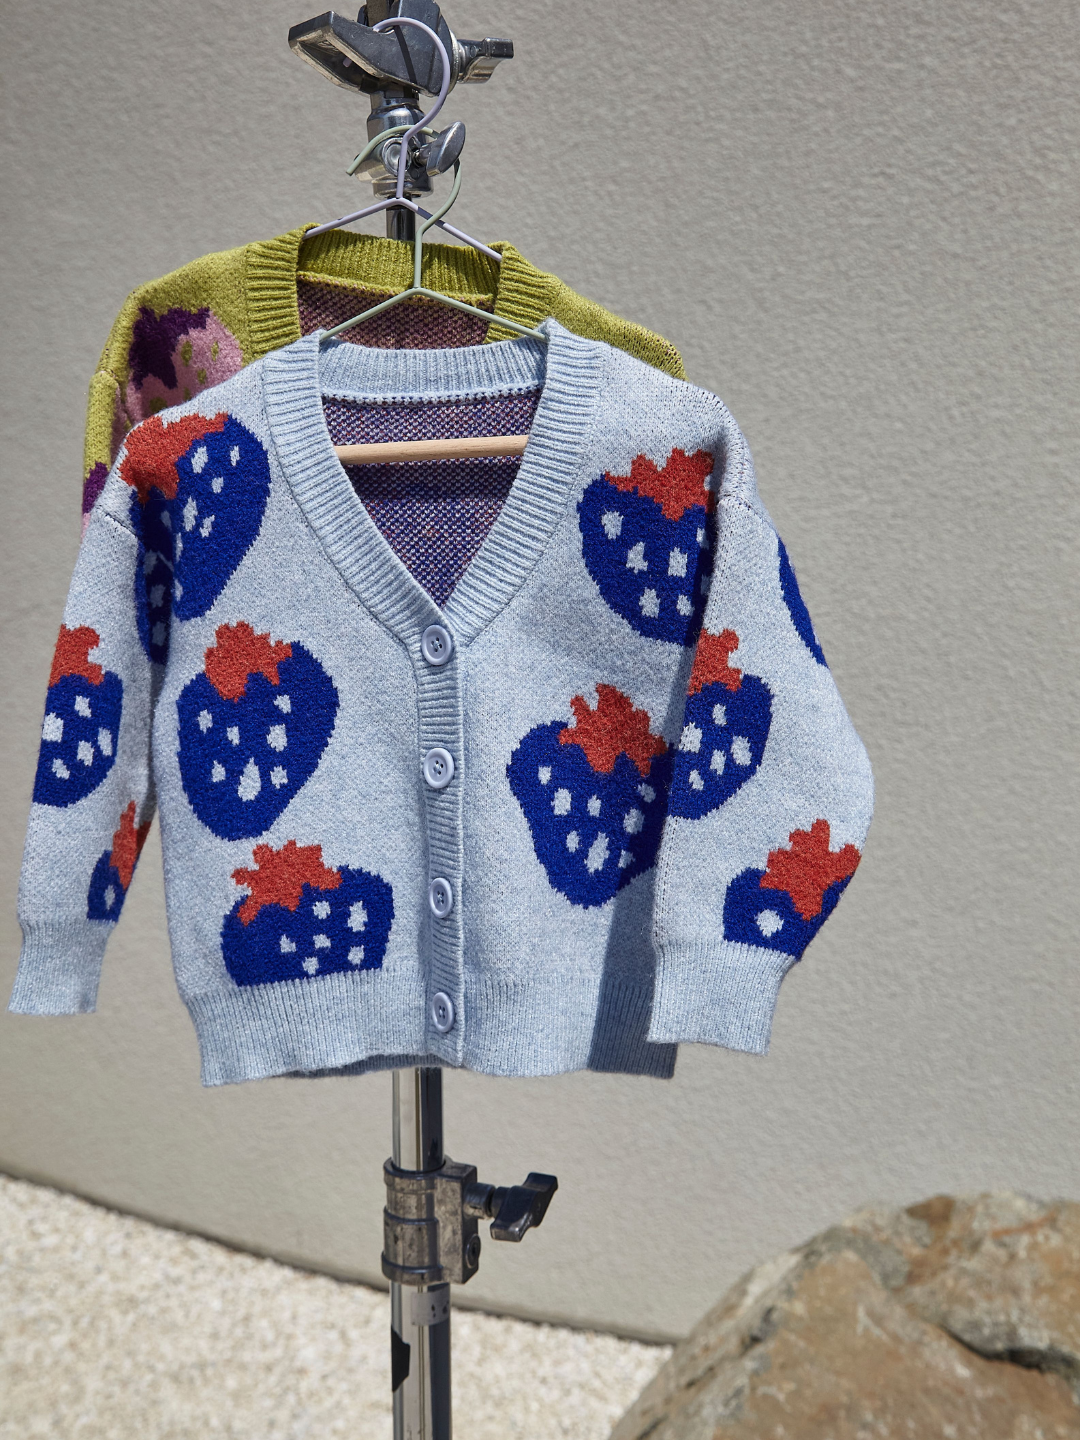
[{"x1": 370, "y1": 17, "x2": 451, "y2": 201}]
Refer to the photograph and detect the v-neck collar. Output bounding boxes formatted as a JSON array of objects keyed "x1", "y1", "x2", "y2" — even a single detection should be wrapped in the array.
[{"x1": 261, "y1": 320, "x2": 610, "y2": 649}]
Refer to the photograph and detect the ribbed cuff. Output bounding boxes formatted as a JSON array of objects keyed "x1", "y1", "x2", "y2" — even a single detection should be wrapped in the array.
[
  {"x1": 8, "y1": 921, "x2": 111, "y2": 1014},
  {"x1": 648, "y1": 942, "x2": 796, "y2": 1054}
]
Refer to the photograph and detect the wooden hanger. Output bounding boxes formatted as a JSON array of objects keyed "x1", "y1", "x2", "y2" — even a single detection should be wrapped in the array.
[{"x1": 334, "y1": 433, "x2": 528, "y2": 465}]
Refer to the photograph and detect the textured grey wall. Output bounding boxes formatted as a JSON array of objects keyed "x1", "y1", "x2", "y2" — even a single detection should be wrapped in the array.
[{"x1": 1, "y1": 0, "x2": 1077, "y2": 1340}]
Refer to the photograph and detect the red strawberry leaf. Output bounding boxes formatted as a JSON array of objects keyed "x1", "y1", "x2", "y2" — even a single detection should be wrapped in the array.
[
  {"x1": 759, "y1": 819, "x2": 861, "y2": 920},
  {"x1": 232, "y1": 840, "x2": 342, "y2": 926},
  {"x1": 688, "y1": 629, "x2": 743, "y2": 696},
  {"x1": 109, "y1": 801, "x2": 152, "y2": 891},
  {"x1": 49, "y1": 625, "x2": 104, "y2": 687},
  {"x1": 558, "y1": 684, "x2": 667, "y2": 777},
  {"x1": 607, "y1": 448, "x2": 715, "y2": 523},
  {"x1": 119, "y1": 411, "x2": 228, "y2": 504},
  {"x1": 204, "y1": 622, "x2": 292, "y2": 702}
]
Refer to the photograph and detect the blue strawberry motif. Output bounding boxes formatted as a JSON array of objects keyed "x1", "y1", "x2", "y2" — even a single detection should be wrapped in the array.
[
  {"x1": 221, "y1": 839, "x2": 394, "y2": 987},
  {"x1": 669, "y1": 629, "x2": 773, "y2": 820},
  {"x1": 86, "y1": 802, "x2": 151, "y2": 922},
  {"x1": 508, "y1": 685, "x2": 672, "y2": 908},
  {"x1": 578, "y1": 448, "x2": 715, "y2": 645},
  {"x1": 33, "y1": 626, "x2": 122, "y2": 807},
  {"x1": 777, "y1": 537, "x2": 827, "y2": 665},
  {"x1": 723, "y1": 820, "x2": 860, "y2": 956},
  {"x1": 121, "y1": 411, "x2": 271, "y2": 663},
  {"x1": 177, "y1": 622, "x2": 338, "y2": 841}
]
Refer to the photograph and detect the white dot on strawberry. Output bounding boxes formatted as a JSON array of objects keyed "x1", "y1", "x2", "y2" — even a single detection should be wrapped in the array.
[
  {"x1": 230, "y1": 446, "x2": 239, "y2": 465},
  {"x1": 756, "y1": 910, "x2": 784, "y2": 937},
  {"x1": 42, "y1": 714, "x2": 63, "y2": 742},
  {"x1": 553, "y1": 788, "x2": 571, "y2": 815},
  {"x1": 52, "y1": 759, "x2": 70, "y2": 779},
  {"x1": 668, "y1": 549, "x2": 687, "y2": 577},
  {"x1": 626, "y1": 542, "x2": 648, "y2": 573},
  {"x1": 689, "y1": 770, "x2": 704, "y2": 790},
  {"x1": 601, "y1": 511, "x2": 623, "y2": 540},
  {"x1": 710, "y1": 749, "x2": 726, "y2": 775},
  {"x1": 183, "y1": 498, "x2": 198, "y2": 531},
  {"x1": 191, "y1": 445, "x2": 208, "y2": 474},
  {"x1": 623, "y1": 808, "x2": 644, "y2": 834},
  {"x1": 348, "y1": 903, "x2": 367, "y2": 932},
  {"x1": 680, "y1": 723, "x2": 702, "y2": 753},
  {"x1": 302, "y1": 957, "x2": 319, "y2": 975},
  {"x1": 640, "y1": 589, "x2": 660, "y2": 617},
  {"x1": 313, "y1": 934, "x2": 331, "y2": 950},
  {"x1": 731, "y1": 737, "x2": 752, "y2": 766},
  {"x1": 227, "y1": 726, "x2": 239, "y2": 745},
  {"x1": 237, "y1": 759, "x2": 261, "y2": 801},
  {"x1": 348, "y1": 946, "x2": 365, "y2": 965},
  {"x1": 211, "y1": 762, "x2": 225, "y2": 782},
  {"x1": 537, "y1": 765, "x2": 551, "y2": 785},
  {"x1": 712, "y1": 703, "x2": 727, "y2": 725},
  {"x1": 586, "y1": 834, "x2": 609, "y2": 873},
  {"x1": 198, "y1": 710, "x2": 213, "y2": 733},
  {"x1": 587, "y1": 795, "x2": 601, "y2": 816},
  {"x1": 77, "y1": 741, "x2": 94, "y2": 766},
  {"x1": 270, "y1": 766, "x2": 287, "y2": 788},
  {"x1": 273, "y1": 694, "x2": 291, "y2": 713},
  {"x1": 266, "y1": 725, "x2": 287, "y2": 752},
  {"x1": 74, "y1": 695, "x2": 91, "y2": 718},
  {"x1": 566, "y1": 831, "x2": 580, "y2": 852},
  {"x1": 279, "y1": 936, "x2": 296, "y2": 953},
  {"x1": 312, "y1": 901, "x2": 331, "y2": 919},
  {"x1": 97, "y1": 728, "x2": 113, "y2": 757},
  {"x1": 638, "y1": 783, "x2": 655, "y2": 803}
]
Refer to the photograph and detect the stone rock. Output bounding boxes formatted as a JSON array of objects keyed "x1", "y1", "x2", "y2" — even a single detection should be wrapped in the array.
[{"x1": 611, "y1": 1194, "x2": 1080, "y2": 1440}]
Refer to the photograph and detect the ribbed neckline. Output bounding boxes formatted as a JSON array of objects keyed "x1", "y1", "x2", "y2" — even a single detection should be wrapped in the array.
[
  {"x1": 244, "y1": 227, "x2": 567, "y2": 361},
  {"x1": 261, "y1": 321, "x2": 610, "y2": 648}
]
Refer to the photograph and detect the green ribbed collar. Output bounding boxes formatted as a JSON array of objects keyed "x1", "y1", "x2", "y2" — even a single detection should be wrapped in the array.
[{"x1": 244, "y1": 226, "x2": 568, "y2": 363}]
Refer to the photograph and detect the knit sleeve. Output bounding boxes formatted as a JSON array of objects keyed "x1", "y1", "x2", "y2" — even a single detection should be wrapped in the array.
[
  {"x1": 10, "y1": 498, "x2": 155, "y2": 1015},
  {"x1": 649, "y1": 492, "x2": 874, "y2": 1054}
]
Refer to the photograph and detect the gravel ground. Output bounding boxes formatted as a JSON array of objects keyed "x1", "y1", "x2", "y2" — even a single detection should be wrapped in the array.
[{"x1": 0, "y1": 1175, "x2": 669, "y2": 1439}]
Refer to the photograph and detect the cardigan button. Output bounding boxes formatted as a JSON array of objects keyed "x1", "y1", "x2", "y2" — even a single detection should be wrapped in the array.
[
  {"x1": 420, "y1": 624, "x2": 453, "y2": 666},
  {"x1": 423, "y1": 747, "x2": 455, "y2": 790},
  {"x1": 428, "y1": 877, "x2": 454, "y2": 918},
  {"x1": 431, "y1": 991, "x2": 455, "y2": 1034}
]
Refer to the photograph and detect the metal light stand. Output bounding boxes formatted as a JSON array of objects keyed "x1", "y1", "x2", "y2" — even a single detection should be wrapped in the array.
[{"x1": 288, "y1": 9, "x2": 559, "y2": 1435}]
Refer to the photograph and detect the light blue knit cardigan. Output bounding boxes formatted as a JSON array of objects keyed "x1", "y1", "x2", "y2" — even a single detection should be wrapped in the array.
[{"x1": 11, "y1": 321, "x2": 873, "y2": 1086}]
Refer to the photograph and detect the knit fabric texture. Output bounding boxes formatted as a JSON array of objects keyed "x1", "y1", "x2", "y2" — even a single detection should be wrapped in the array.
[
  {"x1": 81, "y1": 228, "x2": 687, "y2": 529},
  {"x1": 16, "y1": 322, "x2": 873, "y2": 1087}
]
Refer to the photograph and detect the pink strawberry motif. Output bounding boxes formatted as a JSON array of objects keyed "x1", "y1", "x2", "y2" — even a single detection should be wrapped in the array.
[
  {"x1": 33, "y1": 626, "x2": 122, "y2": 808},
  {"x1": 578, "y1": 448, "x2": 715, "y2": 644},
  {"x1": 669, "y1": 629, "x2": 772, "y2": 818},
  {"x1": 723, "y1": 820, "x2": 861, "y2": 955},
  {"x1": 220, "y1": 840, "x2": 394, "y2": 986},
  {"x1": 87, "y1": 802, "x2": 152, "y2": 922},
  {"x1": 508, "y1": 685, "x2": 672, "y2": 907},
  {"x1": 177, "y1": 622, "x2": 338, "y2": 841}
]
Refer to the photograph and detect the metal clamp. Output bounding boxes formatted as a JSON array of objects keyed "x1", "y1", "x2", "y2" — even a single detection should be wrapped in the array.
[{"x1": 383, "y1": 1158, "x2": 558, "y2": 1287}]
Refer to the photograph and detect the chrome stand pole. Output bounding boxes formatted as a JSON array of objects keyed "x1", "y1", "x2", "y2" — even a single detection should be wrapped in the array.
[{"x1": 391, "y1": 1067, "x2": 452, "y2": 1440}]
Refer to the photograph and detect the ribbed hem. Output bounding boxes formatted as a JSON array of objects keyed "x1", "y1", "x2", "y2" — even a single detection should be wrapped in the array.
[
  {"x1": 648, "y1": 942, "x2": 797, "y2": 1054},
  {"x1": 8, "y1": 922, "x2": 111, "y2": 1014},
  {"x1": 184, "y1": 966, "x2": 675, "y2": 1086}
]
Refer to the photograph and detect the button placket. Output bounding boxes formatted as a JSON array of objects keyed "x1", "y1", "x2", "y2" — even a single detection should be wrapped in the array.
[{"x1": 414, "y1": 619, "x2": 465, "y2": 1060}]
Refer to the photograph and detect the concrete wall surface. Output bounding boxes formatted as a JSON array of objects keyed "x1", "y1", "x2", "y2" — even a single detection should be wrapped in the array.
[{"x1": 1, "y1": 0, "x2": 1077, "y2": 1340}]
